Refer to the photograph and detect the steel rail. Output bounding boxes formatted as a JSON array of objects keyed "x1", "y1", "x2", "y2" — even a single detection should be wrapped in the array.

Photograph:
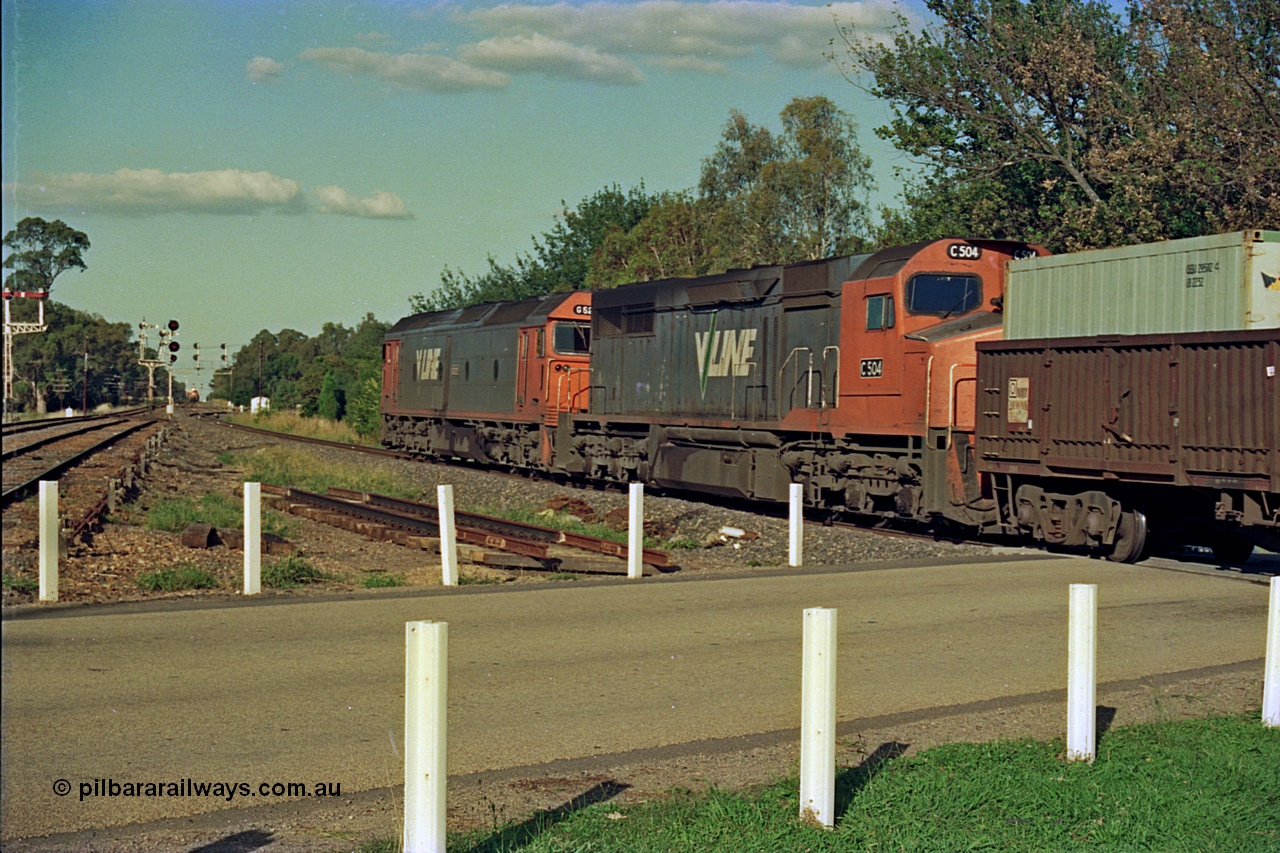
[
  {"x1": 328, "y1": 487, "x2": 670, "y2": 567},
  {"x1": 1, "y1": 407, "x2": 150, "y2": 438},
  {"x1": 2, "y1": 418, "x2": 130, "y2": 461},
  {"x1": 215, "y1": 419, "x2": 413, "y2": 459},
  {"x1": 1, "y1": 419, "x2": 158, "y2": 508},
  {"x1": 262, "y1": 485, "x2": 552, "y2": 560}
]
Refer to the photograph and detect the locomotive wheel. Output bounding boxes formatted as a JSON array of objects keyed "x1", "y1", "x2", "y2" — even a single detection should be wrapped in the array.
[{"x1": 1107, "y1": 510, "x2": 1149, "y2": 563}]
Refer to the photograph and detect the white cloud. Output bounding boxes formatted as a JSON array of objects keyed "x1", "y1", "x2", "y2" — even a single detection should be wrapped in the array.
[
  {"x1": 5, "y1": 169, "x2": 413, "y2": 219},
  {"x1": 452, "y1": 1, "x2": 901, "y2": 70},
  {"x1": 246, "y1": 56, "x2": 284, "y2": 83},
  {"x1": 309, "y1": 1, "x2": 900, "y2": 95},
  {"x1": 458, "y1": 33, "x2": 643, "y2": 84},
  {"x1": 299, "y1": 47, "x2": 509, "y2": 92},
  {"x1": 7, "y1": 169, "x2": 304, "y2": 215},
  {"x1": 313, "y1": 186, "x2": 413, "y2": 219}
]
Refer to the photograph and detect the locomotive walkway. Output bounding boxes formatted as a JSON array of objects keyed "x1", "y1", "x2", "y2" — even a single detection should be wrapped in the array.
[{"x1": 1, "y1": 554, "x2": 1270, "y2": 845}]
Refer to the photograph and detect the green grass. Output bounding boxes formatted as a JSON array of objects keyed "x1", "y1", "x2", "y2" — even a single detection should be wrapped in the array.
[
  {"x1": 2, "y1": 574, "x2": 39, "y2": 595},
  {"x1": 146, "y1": 493, "x2": 242, "y2": 532},
  {"x1": 228, "y1": 410, "x2": 377, "y2": 445},
  {"x1": 359, "y1": 714, "x2": 1279, "y2": 853},
  {"x1": 144, "y1": 492, "x2": 294, "y2": 538},
  {"x1": 136, "y1": 564, "x2": 222, "y2": 592},
  {"x1": 362, "y1": 573, "x2": 405, "y2": 589},
  {"x1": 262, "y1": 554, "x2": 328, "y2": 589},
  {"x1": 235, "y1": 445, "x2": 421, "y2": 499}
]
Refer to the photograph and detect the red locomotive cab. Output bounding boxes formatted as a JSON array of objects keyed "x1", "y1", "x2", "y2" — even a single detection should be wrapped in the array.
[
  {"x1": 515, "y1": 290, "x2": 592, "y2": 429},
  {"x1": 834, "y1": 239, "x2": 1047, "y2": 525}
]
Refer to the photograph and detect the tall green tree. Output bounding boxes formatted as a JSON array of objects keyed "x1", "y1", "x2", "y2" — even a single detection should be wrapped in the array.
[
  {"x1": 589, "y1": 96, "x2": 877, "y2": 285},
  {"x1": 833, "y1": 0, "x2": 1279, "y2": 250},
  {"x1": 586, "y1": 192, "x2": 722, "y2": 288},
  {"x1": 2, "y1": 217, "x2": 91, "y2": 296},
  {"x1": 697, "y1": 96, "x2": 875, "y2": 265}
]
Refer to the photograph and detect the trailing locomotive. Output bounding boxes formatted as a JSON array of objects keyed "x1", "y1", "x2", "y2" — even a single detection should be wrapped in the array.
[{"x1": 382, "y1": 236, "x2": 1278, "y2": 562}]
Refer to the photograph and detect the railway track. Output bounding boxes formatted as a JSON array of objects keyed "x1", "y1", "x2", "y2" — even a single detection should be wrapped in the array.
[
  {"x1": 1, "y1": 416, "x2": 159, "y2": 508},
  {"x1": 262, "y1": 483, "x2": 671, "y2": 574},
  {"x1": 212, "y1": 416, "x2": 1275, "y2": 580},
  {"x1": 0, "y1": 407, "x2": 152, "y2": 438}
]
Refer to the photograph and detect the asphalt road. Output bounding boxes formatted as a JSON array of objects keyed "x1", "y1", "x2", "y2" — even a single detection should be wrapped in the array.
[{"x1": 1, "y1": 554, "x2": 1271, "y2": 841}]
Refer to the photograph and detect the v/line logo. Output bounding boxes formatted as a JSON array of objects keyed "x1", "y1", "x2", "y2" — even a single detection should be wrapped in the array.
[
  {"x1": 696, "y1": 313, "x2": 758, "y2": 397},
  {"x1": 414, "y1": 348, "x2": 441, "y2": 381}
]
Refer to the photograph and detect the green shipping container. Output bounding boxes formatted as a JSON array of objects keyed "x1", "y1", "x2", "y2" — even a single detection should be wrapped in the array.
[{"x1": 1004, "y1": 229, "x2": 1280, "y2": 339}]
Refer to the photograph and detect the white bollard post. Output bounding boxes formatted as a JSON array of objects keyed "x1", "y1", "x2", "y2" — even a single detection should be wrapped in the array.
[
  {"x1": 1263, "y1": 577, "x2": 1280, "y2": 727},
  {"x1": 789, "y1": 483, "x2": 803, "y2": 568},
  {"x1": 437, "y1": 485, "x2": 458, "y2": 587},
  {"x1": 628, "y1": 482, "x2": 644, "y2": 579},
  {"x1": 799, "y1": 606, "x2": 837, "y2": 828},
  {"x1": 243, "y1": 482, "x2": 261, "y2": 595},
  {"x1": 404, "y1": 620, "x2": 448, "y2": 853},
  {"x1": 1066, "y1": 583, "x2": 1097, "y2": 762},
  {"x1": 39, "y1": 481, "x2": 58, "y2": 602}
]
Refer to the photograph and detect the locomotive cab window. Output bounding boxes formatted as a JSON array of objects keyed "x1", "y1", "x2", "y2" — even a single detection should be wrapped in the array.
[
  {"x1": 906, "y1": 274, "x2": 981, "y2": 317},
  {"x1": 865, "y1": 294, "x2": 895, "y2": 331},
  {"x1": 552, "y1": 321, "x2": 591, "y2": 355}
]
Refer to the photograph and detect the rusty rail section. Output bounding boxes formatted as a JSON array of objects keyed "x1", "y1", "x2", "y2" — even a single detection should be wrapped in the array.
[
  {"x1": 263, "y1": 484, "x2": 669, "y2": 568},
  {"x1": 331, "y1": 488, "x2": 670, "y2": 567}
]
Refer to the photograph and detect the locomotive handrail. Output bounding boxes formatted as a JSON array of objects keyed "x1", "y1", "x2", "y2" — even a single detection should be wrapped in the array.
[
  {"x1": 730, "y1": 360, "x2": 758, "y2": 421},
  {"x1": 779, "y1": 347, "x2": 815, "y2": 410},
  {"x1": 555, "y1": 365, "x2": 591, "y2": 414},
  {"x1": 821, "y1": 346, "x2": 840, "y2": 407},
  {"x1": 946, "y1": 361, "x2": 978, "y2": 450}
]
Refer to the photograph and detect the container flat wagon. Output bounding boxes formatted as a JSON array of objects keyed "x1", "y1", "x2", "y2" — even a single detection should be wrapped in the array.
[{"x1": 976, "y1": 329, "x2": 1280, "y2": 562}]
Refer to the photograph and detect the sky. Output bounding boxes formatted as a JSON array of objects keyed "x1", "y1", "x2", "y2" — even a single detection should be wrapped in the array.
[{"x1": 2, "y1": 0, "x2": 920, "y2": 392}]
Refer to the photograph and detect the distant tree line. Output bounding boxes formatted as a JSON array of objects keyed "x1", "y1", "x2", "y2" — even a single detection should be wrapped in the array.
[
  {"x1": 414, "y1": 0, "x2": 1276, "y2": 312},
  {"x1": 212, "y1": 313, "x2": 389, "y2": 438},
  {"x1": 3, "y1": 217, "x2": 181, "y2": 414}
]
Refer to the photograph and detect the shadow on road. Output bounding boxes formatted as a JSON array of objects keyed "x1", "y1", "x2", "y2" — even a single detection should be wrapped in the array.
[
  {"x1": 835, "y1": 740, "x2": 910, "y2": 821},
  {"x1": 186, "y1": 829, "x2": 275, "y2": 852},
  {"x1": 1097, "y1": 705, "x2": 1118, "y2": 741},
  {"x1": 461, "y1": 780, "x2": 630, "y2": 853}
]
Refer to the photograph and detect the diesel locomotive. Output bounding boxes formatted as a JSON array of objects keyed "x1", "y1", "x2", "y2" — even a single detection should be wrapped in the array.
[{"x1": 382, "y1": 237, "x2": 1279, "y2": 562}]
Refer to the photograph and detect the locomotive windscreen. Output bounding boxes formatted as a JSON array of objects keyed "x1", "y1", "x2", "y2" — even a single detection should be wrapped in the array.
[{"x1": 906, "y1": 274, "x2": 982, "y2": 317}]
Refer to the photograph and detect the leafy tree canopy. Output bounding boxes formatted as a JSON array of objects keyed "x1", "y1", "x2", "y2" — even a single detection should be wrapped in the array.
[
  {"x1": 409, "y1": 185, "x2": 656, "y2": 313},
  {"x1": 2, "y1": 217, "x2": 91, "y2": 294},
  {"x1": 832, "y1": 0, "x2": 1279, "y2": 250},
  {"x1": 217, "y1": 313, "x2": 389, "y2": 430}
]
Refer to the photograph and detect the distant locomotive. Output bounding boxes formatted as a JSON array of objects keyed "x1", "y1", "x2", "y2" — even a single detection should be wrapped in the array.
[{"x1": 383, "y1": 236, "x2": 1279, "y2": 563}]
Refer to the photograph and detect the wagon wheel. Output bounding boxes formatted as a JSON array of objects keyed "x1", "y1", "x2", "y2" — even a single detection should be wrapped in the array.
[{"x1": 1107, "y1": 510, "x2": 1149, "y2": 563}]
